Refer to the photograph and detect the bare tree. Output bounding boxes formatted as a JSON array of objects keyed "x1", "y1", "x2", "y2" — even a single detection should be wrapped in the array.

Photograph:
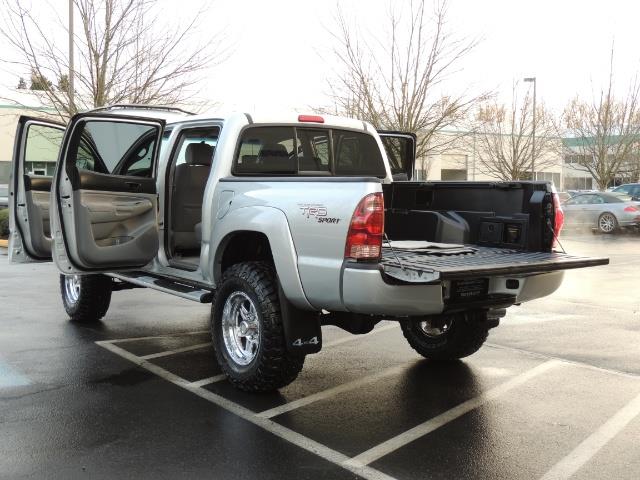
[
  {"x1": 471, "y1": 83, "x2": 560, "y2": 181},
  {"x1": 563, "y1": 48, "x2": 640, "y2": 190},
  {"x1": 325, "y1": 0, "x2": 489, "y2": 177},
  {"x1": 0, "y1": 0, "x2": 225, "y2": 120}
]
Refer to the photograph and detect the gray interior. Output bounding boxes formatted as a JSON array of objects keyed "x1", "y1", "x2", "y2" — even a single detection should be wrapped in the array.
[
  {"x1": 24, "y1": 189, "x2": 52, "y2": 256},
  {"x1": 64, "y1": 190, "x2": 159, "y2": 268},
  {"x1": 16, "y1": 184, "x2": 53, "y2": 258},
  {"x1": 171, "y1": 142, "x2": 213, "y2": 250}
]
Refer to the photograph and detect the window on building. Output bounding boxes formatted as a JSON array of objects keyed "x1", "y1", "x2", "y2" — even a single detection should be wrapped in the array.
[{"x1": 441, "y1": 169, "x2": 467, "y2": 180}]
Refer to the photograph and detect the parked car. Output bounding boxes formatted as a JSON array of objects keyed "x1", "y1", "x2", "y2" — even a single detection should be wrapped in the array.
[
  {"x1": 0, "y1": 183, "x2": 8, "y2": 209},
  {"x1": 562, "y1": 192, "x2": 640, "y2": 233},
  {"x1": 610, "y1": 183, "x2": 640, "y2": 200},
  {"x1": 8, "y1": 106, "x2": 608, "y2": 392},
  {"x1": 557, "y1": 192, "x2": 572, "y2": 203},
  {"x1": 567, "y1": 189, "x2": 598, "y2": 197}
]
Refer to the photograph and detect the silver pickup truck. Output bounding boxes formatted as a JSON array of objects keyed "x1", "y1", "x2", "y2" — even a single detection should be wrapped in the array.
[{"x1": 8, "y1": 105, "x2": 608, "y2": 392}]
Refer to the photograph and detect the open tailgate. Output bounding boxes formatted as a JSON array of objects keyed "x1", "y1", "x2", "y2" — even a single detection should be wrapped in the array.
[{"x1": 380, "y1": 246, "x2": 609, "y2": 283}]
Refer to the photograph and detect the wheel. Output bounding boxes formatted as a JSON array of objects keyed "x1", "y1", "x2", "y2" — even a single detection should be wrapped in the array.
[
  {"x1": 400, "y1": 311, "x2": 489, "y2": 361},
  {"x1": 59, "y1": 274, "x2": 112, "y2": 322},
  {"x1": 211, "y1": 261, "x2": 304, "y2": 392},
  {"x1": 598, "y1": 212, "x2": 617, "y2": 234}
]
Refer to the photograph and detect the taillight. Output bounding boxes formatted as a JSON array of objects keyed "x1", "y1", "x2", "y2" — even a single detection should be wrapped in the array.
[
  {"x1": 345, "y1": 192, "x2": 384, "y2": 261},
  {"x1": 624, "y1": 205, "x2": 639, "y2": 212},
  {"x1": 552, "y1": 193, "x2": 564, "y2": 246}
]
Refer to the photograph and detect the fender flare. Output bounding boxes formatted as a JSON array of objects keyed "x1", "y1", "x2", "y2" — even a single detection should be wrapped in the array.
[{"x1": 208, "y1": 205, "x2": 313, "y2": 311}]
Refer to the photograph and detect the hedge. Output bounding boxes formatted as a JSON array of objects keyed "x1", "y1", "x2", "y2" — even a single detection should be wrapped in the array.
[{"x1": 0, "y1": 208, "x2": 9, "y2": 239}]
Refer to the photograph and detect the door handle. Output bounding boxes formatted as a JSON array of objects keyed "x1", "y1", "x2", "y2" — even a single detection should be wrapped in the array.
[{"x1": 125, "y1": 181, "x2": 142, "y2": 192}]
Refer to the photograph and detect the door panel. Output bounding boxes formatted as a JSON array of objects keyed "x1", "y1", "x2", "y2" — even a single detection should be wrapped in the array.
[
  {"x1": 52, "y1": 113, "x2": 165, "y2": 273},
  {"x1": 377, "y1": 131, "x2": 417, "y2": 181},
  {"x1": 9, "y1": 117, "x2": 64, "y2": 263}
]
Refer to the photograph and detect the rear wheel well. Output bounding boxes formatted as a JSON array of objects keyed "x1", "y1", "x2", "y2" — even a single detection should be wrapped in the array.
[{"x1": 217, "y1": 231, "x2": 274, "y2": 278}]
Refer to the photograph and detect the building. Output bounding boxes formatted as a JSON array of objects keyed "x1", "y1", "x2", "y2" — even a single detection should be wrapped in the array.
[
  {"x1": 0, "y1": 89, "x2": 59, "y2": 183},
  {"x1": 415, "y1": 130, "x2": 566, "y2": 189},
  {"x1": 562, "y1": 137, "x2": 639, "y2": 190}
]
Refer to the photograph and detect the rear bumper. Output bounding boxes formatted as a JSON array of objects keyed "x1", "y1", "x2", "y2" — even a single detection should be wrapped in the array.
[{"x1": 340, "y1": 266, "x2": 565, "y2": 316}]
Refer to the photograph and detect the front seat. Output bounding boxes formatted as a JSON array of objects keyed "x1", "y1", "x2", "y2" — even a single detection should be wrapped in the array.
[{"x1": 172, "y1": 142, "x2": 213, "y2": 250}]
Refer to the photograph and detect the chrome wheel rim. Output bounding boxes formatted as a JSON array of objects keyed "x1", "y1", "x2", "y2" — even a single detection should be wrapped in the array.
[
  {"x1": 64, "y1": 275, "x2": 81, "y2": 304},
  {"x1": 599, "y1": 214, "x2": 616, "y2": 233},
  {"x1": 221, "y1": 291, "x2": 261, "y2": 366},
  {"x1": 419, "y1": 317, "x2": 452, "y2": 338}
]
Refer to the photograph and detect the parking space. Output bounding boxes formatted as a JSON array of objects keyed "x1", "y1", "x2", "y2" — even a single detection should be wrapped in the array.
[{"x1": 1, "y1": 232, "x2": 639, "y2": 479}]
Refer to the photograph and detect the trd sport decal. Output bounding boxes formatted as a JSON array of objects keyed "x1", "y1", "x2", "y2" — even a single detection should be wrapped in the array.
[{"x1": 298, "y1": 203, "x2": 341, "y2": 224}]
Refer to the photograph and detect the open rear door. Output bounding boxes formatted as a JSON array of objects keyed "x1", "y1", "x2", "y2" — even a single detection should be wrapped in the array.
[
  {"x1": 9, "y1": 116, "x2": 65, "y2": 263},
  {"x1": 51, "y1": 113, "x2": 165, "y2": 274},
  {"x1": 377, "y1": 131, "x2": 416, "y2": 181}
]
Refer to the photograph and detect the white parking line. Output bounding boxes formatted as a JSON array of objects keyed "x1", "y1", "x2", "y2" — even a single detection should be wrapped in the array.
[
  {"x1": 188, "y1": 374, "x2": 227, "y2": 387},
  {"x1": 140, "y1": 342, "x2": 211, "y2": 360},
  {"x1": 540, "y1": 390, "x2": 640, "y2": 480},
  {"x1": 344, "y1": 359, "x2": 562, "y2": 468},
  {"x1": 258, "y1": 363, "x2": 410, "y2": 419},
  {"x1": 105, "y1": 330, "x2": 210, "y2": 344},
  {"x1": 96, "y1": 340, "x2": 397, "y2": 480}
]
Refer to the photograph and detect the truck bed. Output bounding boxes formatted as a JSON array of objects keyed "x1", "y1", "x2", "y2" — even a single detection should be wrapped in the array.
[{"x1": 380, "y1": 245, "x2": 609, "y2": 283}]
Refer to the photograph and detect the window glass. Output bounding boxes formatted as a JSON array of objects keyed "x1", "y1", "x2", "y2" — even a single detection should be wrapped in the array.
[
  {"x1": 25, "y1": 124, "x2": 64, "y2": 176},
  {"x1": 235, "y1": 127, "x2": 296, "y2": 174},
  {"x1": 333, "y1": 130, "x2": 386, "y2": 177},
  {"x1": 297, "y1": 129, "x2": 330, "y2": 172},
  {"x1": 234, "y1": 126, "x2": 386, "y2": 177},
  {"x1": 71, "y1": 120, "x2": 158, "y2": 177},
  {"x1": 381, "y1": 135, "x2": 413, "y2": 178},
  {"x1": 602, "y1": 193, "x2": 625, "y2": 203},
  {"x1": 172, "y1": 128, "x2": 219, "y2": 166}
]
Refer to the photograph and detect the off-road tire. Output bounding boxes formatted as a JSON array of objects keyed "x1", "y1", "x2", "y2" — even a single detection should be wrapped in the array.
[
  {"x1": 211, "y1": 261, "x2": 304, "y2": 392},
  {"x1": 401, "y1": 311, "x2": 489, "y2": 361},
  {"x1": 60, "y1": 274, "x2": 112, "y2": 323}
]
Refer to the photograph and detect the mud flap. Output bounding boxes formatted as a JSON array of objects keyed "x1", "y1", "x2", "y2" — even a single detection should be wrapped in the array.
[{"x1": 278, "y1": 284, "x2": 322, "y2": 355}]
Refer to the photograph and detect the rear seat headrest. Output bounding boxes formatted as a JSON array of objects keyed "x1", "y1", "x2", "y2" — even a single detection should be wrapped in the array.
[{"x1": 185, "y1": 142, "x2": 214, "y2": 166}]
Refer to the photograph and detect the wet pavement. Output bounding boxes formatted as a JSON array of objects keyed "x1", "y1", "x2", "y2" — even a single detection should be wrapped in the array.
[{"x1": 1, "y1": 231, "x2": 639, "y2": 479}]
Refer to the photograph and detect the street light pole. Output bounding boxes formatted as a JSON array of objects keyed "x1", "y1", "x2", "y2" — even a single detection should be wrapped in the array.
[
  {"x1": 68, "y1": 0, "x2": 75, "y2": 113},
  {"x1": 524, "y1": 77, "x2": 536, "y2": 180}
]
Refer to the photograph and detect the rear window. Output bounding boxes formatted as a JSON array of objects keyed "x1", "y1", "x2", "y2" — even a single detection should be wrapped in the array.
[{"x1": 233, "y1": 126, "x2": 386, "y2": 177}]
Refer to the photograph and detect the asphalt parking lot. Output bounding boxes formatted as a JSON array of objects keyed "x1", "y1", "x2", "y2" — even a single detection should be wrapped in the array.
[{"x1": 1, "y1": 231, "x2": 639, "y2": 480}]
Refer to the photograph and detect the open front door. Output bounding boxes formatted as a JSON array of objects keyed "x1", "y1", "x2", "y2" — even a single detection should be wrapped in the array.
[
  {"x1": 51, "y1": 113, "x2": 165, "y2": 274},
  {"x1": 9, "y1": 116, "x2": 65, "y2": 263},
  {"x1": 377, "y1": 131, "x2": 417, "y2": 181}
]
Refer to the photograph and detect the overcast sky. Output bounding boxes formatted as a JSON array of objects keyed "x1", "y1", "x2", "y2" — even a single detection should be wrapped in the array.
[{"x1": 2, "y1": 0, "x2": 639, "y2": 114}]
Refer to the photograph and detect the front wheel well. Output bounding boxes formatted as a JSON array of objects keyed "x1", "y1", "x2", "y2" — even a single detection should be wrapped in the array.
[{"x1": 216, "y1": 231, "x2": 274, "y2": 278}]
